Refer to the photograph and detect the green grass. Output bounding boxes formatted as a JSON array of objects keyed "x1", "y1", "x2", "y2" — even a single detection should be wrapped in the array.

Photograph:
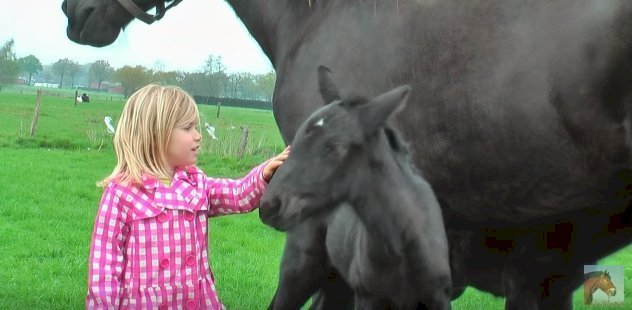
[
  {"x1": 3, "y1": 84, "x2": 127, "y2": 101},
  {"x1": 0, "y1": 148, "x2": 284, "y2": 309},
  {"x1": 0, "y1": 89, "x2": 630, "y2": 309}
]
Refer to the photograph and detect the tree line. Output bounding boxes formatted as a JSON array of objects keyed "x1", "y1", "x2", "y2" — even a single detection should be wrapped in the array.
[{"x1": 0, "y1": 39, "x2": 275, "y2": 101}]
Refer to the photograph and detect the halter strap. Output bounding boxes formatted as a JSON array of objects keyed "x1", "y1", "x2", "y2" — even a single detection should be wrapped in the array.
[{"x1": 116, "y1": 0, "x2": 183, "y2": 25}]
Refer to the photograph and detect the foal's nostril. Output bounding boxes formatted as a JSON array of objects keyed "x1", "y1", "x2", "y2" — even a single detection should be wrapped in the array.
[{"x1": 260, "y1": 196, "x2": 281, "y2": 222}]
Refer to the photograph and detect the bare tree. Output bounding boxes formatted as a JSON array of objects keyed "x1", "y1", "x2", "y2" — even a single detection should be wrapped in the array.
[
  {"x1": 203, "y1": 54, "x2": 227, "y2": 98},
  {"x1": 52, "y1": 58, "x2": 73, "y2": 88},
  {"x1": 89, "y1": 60, "x2": 113, "y2": 91},
  {"x1": 67, "y1": 60, "x2": 81, "y2": 88}
]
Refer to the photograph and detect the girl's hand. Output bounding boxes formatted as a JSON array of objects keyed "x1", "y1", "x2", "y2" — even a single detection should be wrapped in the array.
[{"x1": 263, "y1": 146, "x2": 291, "y2": 182}]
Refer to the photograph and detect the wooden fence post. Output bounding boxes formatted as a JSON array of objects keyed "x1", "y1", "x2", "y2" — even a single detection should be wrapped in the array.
[
  {"x1": 74, "y1": 90, "x2": 78, "y2": 107},
  {"x1": 237, "y1": 126, "x2": 249, "y2": 158},
  {"x1": 30, "y1": 90, "x2": 42, "y2": 137},
  {"x1": 216, "y1": 102, "x2": 222, "y2": 118}
]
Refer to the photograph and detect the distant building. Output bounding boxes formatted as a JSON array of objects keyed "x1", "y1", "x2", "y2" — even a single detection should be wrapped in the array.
[
  {"x1": 14, "y1": 77, "x2": 28, "y2": 85},
  {"x1": 33, "y1": 82, "x2": 60, "y2": 88},
  {"x1": 88, "y1": 81, "x2": 123, "y2": 94}
]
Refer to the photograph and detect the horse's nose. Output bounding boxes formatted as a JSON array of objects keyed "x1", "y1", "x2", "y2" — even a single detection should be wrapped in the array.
[{"x1": 62, "y1": 1, "x2": 68, "y2": 15}]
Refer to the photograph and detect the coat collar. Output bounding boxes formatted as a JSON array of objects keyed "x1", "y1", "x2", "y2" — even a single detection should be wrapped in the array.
[
  {"x1": 141, "y1": 166, "x2": 200, "y2": 191},
  {"x1": 129, "y1": 166, "x2": 207, "y2": 221}
]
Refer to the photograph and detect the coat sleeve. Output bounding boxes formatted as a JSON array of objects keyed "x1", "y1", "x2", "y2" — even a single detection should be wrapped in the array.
[
  {"x1": 86, "y1": 183, "x2": 128, "y2": 309},
  {"x1": 205, "y1": 161, "x2": 269, "y2": 217}
]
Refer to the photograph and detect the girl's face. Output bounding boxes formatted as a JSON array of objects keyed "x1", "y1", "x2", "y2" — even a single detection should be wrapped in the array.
[{"x1": 167, "y1": 120, "x2": 202, "y2": 171}]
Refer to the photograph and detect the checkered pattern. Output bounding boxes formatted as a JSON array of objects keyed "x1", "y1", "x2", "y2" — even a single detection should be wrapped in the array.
[{"x1": 86, "y1": 163, "x2": 268, "y2": 309}]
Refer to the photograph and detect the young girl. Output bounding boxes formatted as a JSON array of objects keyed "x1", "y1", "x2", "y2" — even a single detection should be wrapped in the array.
[{"x1": 86, "y1": 84, "x2": 289, "y2": 309}]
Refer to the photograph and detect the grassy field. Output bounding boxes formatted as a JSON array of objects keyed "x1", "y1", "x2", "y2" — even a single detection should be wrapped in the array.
[{"x1": 0, "y1": 86, "x2": 630, "y2": 309}]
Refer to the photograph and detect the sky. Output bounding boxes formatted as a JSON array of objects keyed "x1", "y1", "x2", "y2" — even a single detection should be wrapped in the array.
[{"x1": 0, "y1": 0, "x2": 273, "y2": 74}]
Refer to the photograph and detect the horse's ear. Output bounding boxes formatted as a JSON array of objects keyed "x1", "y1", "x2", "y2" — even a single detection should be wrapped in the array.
[
  {"x1": 359, "y1": 85, "x2": 411, "y2": 133},
  {"x1": 318, "y1": 65, "x2": 341, "y2": 104}
]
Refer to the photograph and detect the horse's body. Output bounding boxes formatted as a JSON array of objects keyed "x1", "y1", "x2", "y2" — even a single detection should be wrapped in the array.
[
  {"x1": 583, "y1": 271, "x2": 617, "y2": 305},
  {"x1": 260, "y1": 67, "x2": 451, "y2": 309},
  {"x1": 63, "y1": 0, "x2": 632, "y2": 308}
]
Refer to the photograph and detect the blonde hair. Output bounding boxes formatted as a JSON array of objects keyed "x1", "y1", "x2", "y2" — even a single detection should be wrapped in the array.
[{"x1": 99, "y1": 84, "x2": 200, "y2": 187}]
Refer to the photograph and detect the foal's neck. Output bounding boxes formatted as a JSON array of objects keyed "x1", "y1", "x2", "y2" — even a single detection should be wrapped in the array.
[{"x1": 355, "y1": 145, "x2": 426, "y2": 242}]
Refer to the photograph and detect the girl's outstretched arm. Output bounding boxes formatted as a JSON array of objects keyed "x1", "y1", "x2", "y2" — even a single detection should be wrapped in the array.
[
  {"x1": 205, "y1": 162, "x2": 269, "y2": 217},
  {"x1": 86, "y1": 183, "x2": 128, "y2": 309},
  {"x1": 206, "y1": 146, "x2": 290, "y2": 217}
]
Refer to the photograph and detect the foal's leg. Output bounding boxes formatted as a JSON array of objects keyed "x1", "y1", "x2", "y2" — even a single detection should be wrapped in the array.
[
  {"x1": 535, "y1": 260, "x2": 584, "y2": 310},
  {"x1": 269, "y1": 221, "x2": 328, "y2": 310},
  {"x1": 354, "y1": 296, "x2": 393, "y2": 310},
  {"x1": 309, "y1": 269, "x2": 354, "y2": 310}
]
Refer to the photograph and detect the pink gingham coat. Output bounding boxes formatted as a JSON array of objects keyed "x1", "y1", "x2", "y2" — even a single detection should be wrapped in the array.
[{"x1": 86, "y1": 163, "x2": 268, "y2": 309}]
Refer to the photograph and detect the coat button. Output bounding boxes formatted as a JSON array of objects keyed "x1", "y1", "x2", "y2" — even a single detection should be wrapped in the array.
[
  {"x1": 185, "y1": 299, "x2": 197, "y2": 309},
  {"x1": 186, "y1": 255, "x2": 196, "y2": 266},
  {"x1": 160, "y1": 258, "x2": 170, "y2": 269},
  {"x1": 184, "y1": 211, "x2": 195, "y2": 221},
  {"x1": 157, "y1": 211, "x2": 170, "y2": 223}
]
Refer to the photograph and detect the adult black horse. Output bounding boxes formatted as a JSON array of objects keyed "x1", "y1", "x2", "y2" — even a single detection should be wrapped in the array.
[{"x1": 63, "y1": 0, "x2": 632, "y2": 308}]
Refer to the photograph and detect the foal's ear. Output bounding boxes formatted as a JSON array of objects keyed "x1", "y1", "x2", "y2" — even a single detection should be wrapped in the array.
[
  {"x1": 317, "y1": 65, "x2": 341, "y2": 104},
  {"x1": 359, "y1": 85, "x2": 411, "y2": 133}
]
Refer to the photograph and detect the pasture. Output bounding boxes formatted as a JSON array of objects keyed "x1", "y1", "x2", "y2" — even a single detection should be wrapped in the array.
[{"x1": 0, "y1": 86, "x2": 630, "y2": 309}]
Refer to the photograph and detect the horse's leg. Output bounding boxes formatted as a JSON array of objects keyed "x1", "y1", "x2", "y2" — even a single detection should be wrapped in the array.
[
  {"x1": 354, "y1": 296, "x2": 392, "y2": 310},
  {"x1": 502, "y1": 263, "x2": 539, "y2": 310},
  {"x1": 535, "y1": 264, "x2": 583, "y2": 310},
  {"x1": 269, "y1": 221, "x2": 328, "y2": 310},
  {"x1": 309, "y1": 269, "x2": 354, "y2": 310}
]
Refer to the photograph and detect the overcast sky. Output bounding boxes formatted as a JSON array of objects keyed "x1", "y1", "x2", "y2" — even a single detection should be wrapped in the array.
[{"x1": 0, "y1": 0, "x2": 273, "y2": 74}]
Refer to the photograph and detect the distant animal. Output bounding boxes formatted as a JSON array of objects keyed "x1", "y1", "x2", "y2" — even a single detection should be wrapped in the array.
[
  {"x1": 204, "y1": 122, "x2": 218, "y2": 140},
  {"x1": 104, "y1": 116, "x2": 116, "y2": 134}
]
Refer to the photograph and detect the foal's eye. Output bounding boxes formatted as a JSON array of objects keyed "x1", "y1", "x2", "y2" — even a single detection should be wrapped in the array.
[{"x1": 324, "y1": 142, "x2": 344, "y2": 156}]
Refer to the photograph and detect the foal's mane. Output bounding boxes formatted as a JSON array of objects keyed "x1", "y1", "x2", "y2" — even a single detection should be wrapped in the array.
[{"x1": 338, "y1": 93, "x2": 415, "y2": 176}]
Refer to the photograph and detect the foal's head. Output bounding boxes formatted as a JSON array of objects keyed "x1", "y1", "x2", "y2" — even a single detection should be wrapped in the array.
[{"x1": 260, "y1": 66, "x2": 412, "y2": 231}]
